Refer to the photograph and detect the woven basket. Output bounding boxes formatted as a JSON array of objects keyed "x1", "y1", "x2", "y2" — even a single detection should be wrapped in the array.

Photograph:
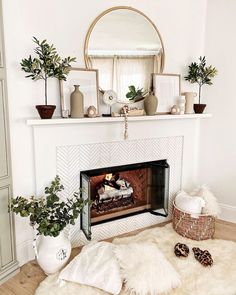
[{"x1": 172, "y1": 202, "x2": 215, "y2": 240}]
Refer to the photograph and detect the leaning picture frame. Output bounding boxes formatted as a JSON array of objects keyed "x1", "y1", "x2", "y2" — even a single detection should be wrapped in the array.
[
  {"x1": 59, "y1": 67, "x2": 99, "y2": 118},
  {"x1": 152, "y1": 73, "x2": 181, "y2": 114}
]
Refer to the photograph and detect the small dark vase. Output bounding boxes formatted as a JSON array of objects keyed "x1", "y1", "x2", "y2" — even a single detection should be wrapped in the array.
[
  {"x1": 36, "y1": 105, "x2": 56, "y2": 119},
  {"x1": 194, "y1": 104, "x2": 206, "y2": 114}
]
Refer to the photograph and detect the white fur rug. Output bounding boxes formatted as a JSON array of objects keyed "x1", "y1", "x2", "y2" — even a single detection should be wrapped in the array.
[{"x1": 36, "y1": 224, "x2": 236, "y2": 295}]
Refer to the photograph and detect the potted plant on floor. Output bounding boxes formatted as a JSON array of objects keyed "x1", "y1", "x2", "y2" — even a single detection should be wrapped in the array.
[
  {"x1": 10, "y1": 175, "x2": 89, "y2": 274},
  {"x1": 21, "y1": 37, "x2": 76, "y2": 119},
  {"x1": 184, "y1": 56, "x2": 217, "y2": 113}
]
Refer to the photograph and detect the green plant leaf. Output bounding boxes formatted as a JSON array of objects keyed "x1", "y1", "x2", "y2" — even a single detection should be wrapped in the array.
[
  {"x1": 10, "y1": 176, "x2": 86, "y2": 237},
  {"x1": 184, "y1": 56, "x2": 217, "y2": 103},
  {"x1": 20, "y1": 37, "x2": 76, "y2": 104}
]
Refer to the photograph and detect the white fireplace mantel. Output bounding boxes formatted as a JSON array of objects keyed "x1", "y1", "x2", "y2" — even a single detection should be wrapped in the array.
[
  {"x1": 24, "y1": 112, "x2": 212, "y2": 255},
  {"x1": 27, "y1": 113, "x2": 212, "y2": 126},
  {"x1": 29, "y1": 113, "x2": 211, "y2": 199}
]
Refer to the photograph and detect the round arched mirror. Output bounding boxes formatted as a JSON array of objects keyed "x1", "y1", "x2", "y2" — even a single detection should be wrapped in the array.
[{"x1": 84, "y1": 6, "x2": 165, "y2": 103}]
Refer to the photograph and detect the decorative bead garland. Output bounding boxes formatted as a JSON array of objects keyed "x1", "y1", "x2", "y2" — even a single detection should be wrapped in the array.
[{"x1": 121, "y1": 105, "x2": 129, "y2": 140}]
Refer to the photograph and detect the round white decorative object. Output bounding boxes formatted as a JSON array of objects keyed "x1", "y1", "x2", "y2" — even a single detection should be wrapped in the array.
[
  {"x1": 103, "y1": 90, "x2": 118, "y2": 106},
  {"x1": 35, "y1": 231, "x2": 71, "y2": 275},
  {"x1": 87, "y1": 105, "x2": 97, "y2": 118},
  {"x1": 171, "y1": 105, "x2": 180, "y2": 115}
]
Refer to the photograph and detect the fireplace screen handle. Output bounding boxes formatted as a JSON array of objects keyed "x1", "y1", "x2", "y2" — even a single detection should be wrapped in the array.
[
  {"x1": 80, "y1": 174, "x2": 92, "y2": 240},
  {"x1": 148, "y1": 161, "x2": 170, "y2": 217}
]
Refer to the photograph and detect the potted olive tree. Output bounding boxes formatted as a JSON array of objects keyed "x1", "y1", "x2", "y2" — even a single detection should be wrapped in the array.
[
  {"x1": 21, "y1": 37, "x2": 76, "y2": 119},
  {"x1": 185, "y1": 56, "x2": 217, "y2": 113},
  {"x1": 10, "y1": 175, "x2": 89, "y2": 274}
]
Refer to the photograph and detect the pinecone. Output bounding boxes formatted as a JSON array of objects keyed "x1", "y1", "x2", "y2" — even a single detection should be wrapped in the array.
[
  {"x1": 192, "y1": 247, "x2": 213, "y2": 267},
  {"x1": 174, "y1": 243, "x2": 190, "y2": 257}
]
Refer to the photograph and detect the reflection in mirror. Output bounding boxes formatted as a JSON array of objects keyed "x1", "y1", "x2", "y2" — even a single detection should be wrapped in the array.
[{"x1": 85, "y1": 7, "x2": 165, "y2": 103}]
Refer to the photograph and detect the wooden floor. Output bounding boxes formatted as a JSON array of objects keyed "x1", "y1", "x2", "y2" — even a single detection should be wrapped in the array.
[{"x1": 0, "y1": 219, "x2": 235, "y2": 295}]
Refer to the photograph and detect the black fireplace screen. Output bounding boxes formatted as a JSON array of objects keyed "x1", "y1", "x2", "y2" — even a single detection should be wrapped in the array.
[{"x1": 80, "y1": 160, "x2": 169, "y2": 240}]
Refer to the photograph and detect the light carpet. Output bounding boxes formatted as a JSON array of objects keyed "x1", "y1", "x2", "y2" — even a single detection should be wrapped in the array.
[{"x1": 36, "y1": 224, "x2": 236, "y2": 295}]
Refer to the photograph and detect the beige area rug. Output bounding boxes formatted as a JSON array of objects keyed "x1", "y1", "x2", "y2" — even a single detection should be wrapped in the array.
[{"x1": 36, "y1": 224, "x2": 236, "y2": 295}]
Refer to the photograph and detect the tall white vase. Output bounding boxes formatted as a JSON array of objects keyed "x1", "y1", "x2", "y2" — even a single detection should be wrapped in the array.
[
  {"x1": 182, "y1": 92, "x2": 197, "y2": 114},
  {"x1": 35, "y1": 231, "x2": 71, "y2": 275}
]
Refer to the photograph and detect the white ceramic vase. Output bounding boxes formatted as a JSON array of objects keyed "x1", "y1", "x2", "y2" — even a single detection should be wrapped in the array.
[
  {"x1": 182, "y1": 92, "x2": 197, "y2": 114},
  {"x1": 35, "y1": 231, "x2": 71, "y2": 275}
]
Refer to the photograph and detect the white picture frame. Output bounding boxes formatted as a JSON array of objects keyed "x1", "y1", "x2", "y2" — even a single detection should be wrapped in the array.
[
  {"x1": 152, "y1": 73, "x2": 181, "y2": 114},
  {"x1": 59, "y1": 67, "x2": 99, "y2": 117}
]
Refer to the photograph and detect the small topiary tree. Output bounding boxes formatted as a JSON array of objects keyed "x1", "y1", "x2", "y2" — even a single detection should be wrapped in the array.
[
  {"x1": 20, "y1": 37, "x2": 76, "y2": 105},
  {"x1": 184, "y1": 56, "x2": 217, "y2": 104}
]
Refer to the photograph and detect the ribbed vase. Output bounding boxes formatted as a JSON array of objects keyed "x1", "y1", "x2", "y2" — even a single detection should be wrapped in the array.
[{"x1": 144, "y1": 92, "x2": 158, "y2": 115}]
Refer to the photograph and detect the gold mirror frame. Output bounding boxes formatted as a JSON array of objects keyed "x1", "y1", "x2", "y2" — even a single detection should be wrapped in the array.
[{"x1": 84, "y1": 6, "x2": 165, "y2": 72}]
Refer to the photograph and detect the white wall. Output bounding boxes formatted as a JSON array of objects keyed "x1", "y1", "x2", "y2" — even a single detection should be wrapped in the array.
[
  {"x1": 1, "y1": 0, "x2": 207, "y2": 265},
  {"x1": 198, "y1": 0, "x2": 236, "y2": 222}
]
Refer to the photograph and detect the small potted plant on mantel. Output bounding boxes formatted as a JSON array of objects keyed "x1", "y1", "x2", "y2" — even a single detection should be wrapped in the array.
[
  {"x1": 126, "y1": 85, "x2": 145, "y2": 102},
  {"x1": 184, "y1": 56, "x2": 217, "y2": 113},
  {"x1": 21, "y1": 37, "x2": 76, "y2": 119},
  {"x1": 10, "y1": 175, "x2": 89, "y2": 274}
]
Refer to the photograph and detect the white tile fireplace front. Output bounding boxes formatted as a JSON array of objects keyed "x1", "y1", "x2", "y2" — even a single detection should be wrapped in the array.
[
  {"x1": 57, "y1": 136, "x2": 183, "y2": 246},
  {"x1": 23, "y1": 115, "x2": 207, "y2": 261}
]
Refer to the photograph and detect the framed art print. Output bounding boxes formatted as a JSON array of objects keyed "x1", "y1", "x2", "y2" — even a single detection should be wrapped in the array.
[
  {"x1": 59, "y1": 67, "x2": 99, "y2": 117},
  {"x1": 152, "y1": 73, "x2": 181, "y2": 114}
]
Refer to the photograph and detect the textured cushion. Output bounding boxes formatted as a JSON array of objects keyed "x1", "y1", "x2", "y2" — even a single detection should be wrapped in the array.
[
  {"x1": 114, "y1": 242, "x2": 181, "y2": 295},
  {"x1": 59, "y1": 242, "x2": 122, "y2": 295},
  {"x1": 175, "y1": 191, "x2": 205, "y2": 214}
]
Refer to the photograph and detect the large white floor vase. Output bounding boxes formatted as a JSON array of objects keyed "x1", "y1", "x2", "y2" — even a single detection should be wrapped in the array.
[{"x1": 35, "y1": 231, "x2": 72, "y2": 275}]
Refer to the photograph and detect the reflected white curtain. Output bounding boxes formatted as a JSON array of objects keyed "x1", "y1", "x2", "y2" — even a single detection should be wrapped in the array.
[
  {"x1": 116, "y1": 57, "x2": 154, "y2": 101},
  {"x1": 153, "y1": 49, "x2": 163, "y2": 73},
  {"x1": 90, "y1": 55, "x2": 160, "y2": 101},
  {"x1": 90, "y1": 57, "x2": 114, "y2": 90}
]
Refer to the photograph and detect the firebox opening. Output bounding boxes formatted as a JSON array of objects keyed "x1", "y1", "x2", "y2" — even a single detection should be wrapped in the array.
[{"x1": 80, "y1": 160, "x2": 169, "y2": 237}]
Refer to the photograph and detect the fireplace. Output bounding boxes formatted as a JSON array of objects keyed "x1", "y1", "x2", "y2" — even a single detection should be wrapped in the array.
[{"x1": 80, "y1": 160, "x2": 170, "y2": 240}]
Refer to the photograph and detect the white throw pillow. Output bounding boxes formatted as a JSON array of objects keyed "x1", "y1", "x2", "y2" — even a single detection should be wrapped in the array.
[
  {"x1": 114, "y1": 242, "x2": 180, "y2": 295},
  {"x1": 175, "y1": 191, "x2": 205, "y2": 214},
  {"x1": 190, "y1": 185, "x2": 220, "y2": 216},
  {"x1": 59, "y1": 241, "x2": 122, "y2": 295}
]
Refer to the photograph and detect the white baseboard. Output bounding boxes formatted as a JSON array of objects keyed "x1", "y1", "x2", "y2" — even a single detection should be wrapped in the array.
[
  {"x1": 0, "y1": 263, "x2": 19, "y2": 285},
  {"x1": 16, "y1": 240, "x2": 35, "y2": 266},
  {"x1": 219, "y1": 203, "x2": 236, "y2": 223}
]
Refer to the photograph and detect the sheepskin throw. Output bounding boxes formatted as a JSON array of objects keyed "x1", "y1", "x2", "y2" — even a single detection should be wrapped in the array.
[
  {"x1": 190, "y1": 186, "x2": 220, "y2": 216},
  {"x1": 36, "y1": 224, "x2": 236, "y2": 295},
  {"x1": 114, "y1": 242, "x2": 180, "y2": 294}
]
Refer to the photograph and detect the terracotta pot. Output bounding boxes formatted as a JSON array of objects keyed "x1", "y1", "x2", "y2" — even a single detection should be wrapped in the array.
[
  {"x1": 194, "y1": 104, "x2": 206, "y2": 114},
  {"x1": 36, "y1": 105, "x2": 56, "y2": 119}
]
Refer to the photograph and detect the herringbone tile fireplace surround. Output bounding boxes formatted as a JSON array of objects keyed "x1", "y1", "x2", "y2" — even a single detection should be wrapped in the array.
[{"x1": 57, "y1": 136, "x2": 183, "y2": 246}]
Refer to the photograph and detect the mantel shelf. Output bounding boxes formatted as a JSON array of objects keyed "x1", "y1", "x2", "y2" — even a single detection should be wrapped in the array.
[{"x1": 27, "y1": 113, "x2": 212, "y2": 126}]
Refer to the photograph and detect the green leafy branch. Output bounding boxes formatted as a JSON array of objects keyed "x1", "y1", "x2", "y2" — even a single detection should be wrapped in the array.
[
  {"x1": 126, "y1": 85, "x2": 144, "y2": 101},
  {"x1": 20, "y1": 37, "x2": 76, "y2": 105},
  {"x1": 10, "y1": 175, "x2": 89, "y2": 237}
]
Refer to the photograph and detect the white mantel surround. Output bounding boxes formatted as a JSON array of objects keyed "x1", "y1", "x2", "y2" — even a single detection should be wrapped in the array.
[
  {"x1": 23, "y1": 114, "x2": 211, "y2": 263},
  {"x1": 28, "y1": 114, "x2": 211, "y2": 195}
]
